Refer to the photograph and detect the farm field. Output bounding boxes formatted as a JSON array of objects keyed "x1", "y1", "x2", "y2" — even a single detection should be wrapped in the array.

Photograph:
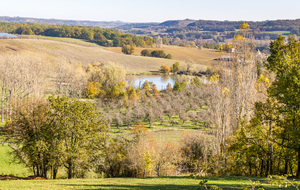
[
  {"x1": 0, "y1": 38, "x2": 174, "y2": 73},
  {"x1": 105, "y1": 45, "x2": 222, "y2": 67},
  {"x1": 0, "y1": 36, "x2": 223, "y2": 74},
  {"x1": 0, "y1": 176, "x2": 297, "y2": 190}
]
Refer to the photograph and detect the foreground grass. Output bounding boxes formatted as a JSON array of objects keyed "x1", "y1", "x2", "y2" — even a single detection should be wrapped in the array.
[
  {"x1": 0, "y1": 145, "x2": 31, "y2": 177},
  {"x1": 0, "y1": 176, "x2": 297, "y2": 190}
]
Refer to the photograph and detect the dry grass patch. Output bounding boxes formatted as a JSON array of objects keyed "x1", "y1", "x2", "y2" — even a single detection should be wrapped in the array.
[
  {"x1": 0, "y1": 38, "x2": 179, "y2": 73},
  {"x1": 106, "y1": 45, "x2": 223, "y2": 67}
]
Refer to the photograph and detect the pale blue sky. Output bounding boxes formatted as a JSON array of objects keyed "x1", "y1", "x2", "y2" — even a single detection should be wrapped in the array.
[{"x1": 1, "y1": 0, "x2": 299, "y2": 22}]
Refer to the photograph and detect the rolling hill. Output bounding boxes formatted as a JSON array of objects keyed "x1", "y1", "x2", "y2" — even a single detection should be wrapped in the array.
[{"x1": 0, "y1": 36, "x2": 222, "y2": 73}]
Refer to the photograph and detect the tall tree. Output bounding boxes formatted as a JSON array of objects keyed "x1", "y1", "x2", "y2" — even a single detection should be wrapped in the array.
[
  {"x1": 47, "y1": 96, "x2": 107, "y2": 179},
  {"x1": 266, "y1": 34, "x2": 300, "y2": 176}
]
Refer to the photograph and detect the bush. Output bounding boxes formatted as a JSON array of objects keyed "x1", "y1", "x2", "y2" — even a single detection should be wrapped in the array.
[
  {"x1": 141, "y1": 49, "x2": 172, "y2": 59},
  {"x1": 122, "y1": 45, "x2": 135, "y2": 55},
  {"x1": 141, "y1": 49, "x2": 152, "y2": 57},
  {"x1": 160, "y1": 64, "x2": 171, "y2": 74},
  {"x1": 151, "y1": 50, "x2": 166, "y2": 58}
]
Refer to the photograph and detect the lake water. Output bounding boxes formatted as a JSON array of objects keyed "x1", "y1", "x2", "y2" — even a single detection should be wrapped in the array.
[
  {"x1": 133, "y1": 75, "x2": 176, "y2": 90},
  {"x1": 0, "y1": 33, "x2": 18, "y2": 38}
]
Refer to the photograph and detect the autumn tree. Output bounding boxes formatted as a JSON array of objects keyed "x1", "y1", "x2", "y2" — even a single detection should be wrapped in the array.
[
  {"x1": 122, "y1": 44, "x2": 135, "y2": 55},
  {"x1": 160, "y1": 64, "x2": 171, "y2": 74}
]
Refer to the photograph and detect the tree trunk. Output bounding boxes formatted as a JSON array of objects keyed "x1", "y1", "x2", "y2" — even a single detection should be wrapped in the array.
[
  {"x1": 53, "y1": 168, "x2": 58, "y2": 179},
  {"x1": 284, "y1": 158, "x2": 288, "y2": 175},
  {"x1": 68, "y1": 162, "x2": 73, "y2": 179},
  {"x1": 297, "y1": 151, "x2": 300, "y2": 177},
  {"x1": 1, "y1": 87, "x2": 4, "y2": 122},
  {"x1": 260, "y1": 159, "x2": 264, "y2": 177}
]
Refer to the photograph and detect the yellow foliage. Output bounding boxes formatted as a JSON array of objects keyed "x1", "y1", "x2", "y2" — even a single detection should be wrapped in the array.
[
  {"x1": 233, "y1": 34, "x2": 246, "y2": 42},
  {"x1": 209, "y1": 74, "x2": 220, "y2": 84},
  {"x1": 160, "y1": 64, "x2": 171, "y2": 74},
  {"x1": 218, "y1": 44, "x2": 223, "y2": 51},
  {"x1": 239, "y1": 22, "x2": 250, "y2": 30},
  {"x1": 85, "y1": 82, "x2": 102, "y2": 98},
  {"x1": 222, "y1": 87, "x2": 230, "y2": 96}
]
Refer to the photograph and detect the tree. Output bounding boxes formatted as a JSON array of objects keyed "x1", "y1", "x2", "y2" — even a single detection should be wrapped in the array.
[
  {"x1": 122, "y1": 45, "x2": 135, "y2": 55},
  {"x1": 141, "y1": 49, "x2": 152, "y2": 57},
  {"x1": 160, "y1": 65, "x2": 171, "y2": 74},
  {"x1": 4, "y1": 99, "x2": 51, "y2": 178},
  {"x1": 171, "y1": 62, "x2": 181, "y2": 73},
  {"x1": 265, "y1": 35, "x2": 300, "y2": 176},
  {"x1": 47, "y1": 96, "x2": 107, "y2": 179}
]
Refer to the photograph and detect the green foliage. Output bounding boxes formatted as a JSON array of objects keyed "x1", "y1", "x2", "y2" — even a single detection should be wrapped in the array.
[
  {"x1": 173, "y1": 81, "x2": 187, "y2": 92},
  {"x1": 4, "y1": 96, "x2": 107, "y2": 179},
  {"x1": 141, "y1": 49, "x2": 172, "y2": 59},
  {"x1": 165, "y1": 54, "x2": 173, "y2": 59},
  {"x1": 4, "y1": 99, "x2": 51, "y2": 178},
  {"x1": 141, "y1": 49, "x2": 152, "y2": 57},
  {"x1": 242, "y1": 179, "x2": 265, "y2": 190},
  {"x1": 171, "y1": 62, "x2": 181, "y2": 73},
  {"x1": 151, "y1": 50, "x2": 166, "y2": 58},
  {"x1": 46, "y1": 96, "x2": 107, "y2": 179},
  {"x1": 0, "y1": 22, "x2": 155, "y2": 47},
  {"x1": 268, "y1": 175, "x2": 300, "y2": 189}
]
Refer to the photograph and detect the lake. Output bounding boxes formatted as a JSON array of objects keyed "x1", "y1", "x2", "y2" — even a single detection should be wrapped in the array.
[
  {"x1": 0, "y1": 33, "x2": 18, "y2": 38},
  {"x1": 133, "y1": 75, "x2": 176, "y2": 91}
]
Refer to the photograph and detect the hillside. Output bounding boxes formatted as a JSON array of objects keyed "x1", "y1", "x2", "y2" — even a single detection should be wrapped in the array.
[
  {"x1": 106, "y1": 45, "x2": 222, "y2": 68},
  {"x1": 0, "y1": 16, "x2": 127, "y2": 28},
  {"x1": 0, "y1": 37, "x2": 181, "y2": 73},
  {"x1": 0, "y1": 37, "x2": 223, "y2": 73}
]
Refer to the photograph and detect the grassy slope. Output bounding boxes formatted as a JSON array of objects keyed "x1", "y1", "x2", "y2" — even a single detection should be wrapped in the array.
[
  {"x1": 0, "y1": 38, "x2": 174, "y2": 73},
  {"x1": 106, "y1": 45, "x2": 222, "y2": 68},
  {"x1": 1, "y1": 36, "x2": 223, "y2": 74},
  {"x1": 0, "y1": 176, "x2": 297, "y2": 190}
]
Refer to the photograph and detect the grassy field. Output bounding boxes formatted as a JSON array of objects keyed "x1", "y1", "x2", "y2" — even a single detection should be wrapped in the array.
[
  {"x1": 0, "y1": 37, "x2": 223, "y2": 74},
  {"x1": 0, "y1": 38, "x2": 172, "y2": 73},
  {"x1": 106, "y1": 45, "x2": 222, "y2": 68},
  {"x1": 0, "y1": 176, "x2": 298, "y2": 190},
  {"x1": 0, "y1": 145, "x2": 30, "y2": 177}
]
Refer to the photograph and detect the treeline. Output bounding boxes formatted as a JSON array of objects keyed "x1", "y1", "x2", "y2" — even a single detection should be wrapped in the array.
[
  {"x1": 0, "y1": 22, "x2": 156, "y2": 47},
  {"x1": 141, "y1": 49, "x2": 172, "y2": 59},
  {"x1": 187, "y1": 19, "x2": 300, "y2": 32}
]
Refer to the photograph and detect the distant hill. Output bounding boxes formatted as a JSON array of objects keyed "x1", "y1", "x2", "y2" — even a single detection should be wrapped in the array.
[
  {"x1": 159, "y1": 19, "x2": 196, "y2": 27},
  {"x1": 0, "y1": 16, "x2": 127, "y2": 28},
  {"x1": 187, "y1": 19, "x2": 300, "y2": 31}
]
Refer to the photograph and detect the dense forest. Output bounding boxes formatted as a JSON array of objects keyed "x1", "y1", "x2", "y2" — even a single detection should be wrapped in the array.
[{"x1": 0, "y1": 22, "x2": 156, "y2": 47}]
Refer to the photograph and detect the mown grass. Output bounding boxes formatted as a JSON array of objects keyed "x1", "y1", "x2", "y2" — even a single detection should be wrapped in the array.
[
  {"x1": 0, "y1": 145, "x2": 31, "y2": 177},
  {"x1": 0, "y1": 176, "x2": 298, "y2": 190}
]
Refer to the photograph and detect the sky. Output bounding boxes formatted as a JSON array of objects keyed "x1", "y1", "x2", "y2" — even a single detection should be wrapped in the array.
[{"x1": 1, "y1": 0, "x2": 300, "y2": 23}]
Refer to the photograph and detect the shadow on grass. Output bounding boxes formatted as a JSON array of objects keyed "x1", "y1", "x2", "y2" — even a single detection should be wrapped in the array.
[
  {"x1": 62, "y1": 184, "x2": 198, "y2": 190},
  {"x1": 60, "y1": 176, "x2": 296, "y2": 190}
]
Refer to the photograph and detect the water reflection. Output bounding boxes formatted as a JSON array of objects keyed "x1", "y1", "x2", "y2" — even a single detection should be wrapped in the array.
[
  {"x1": 134, "y1": 75, "x2": 177, "y2": 91},
  {"x1": 0, "y1": 33, "x2": 18, "y2": 38}
]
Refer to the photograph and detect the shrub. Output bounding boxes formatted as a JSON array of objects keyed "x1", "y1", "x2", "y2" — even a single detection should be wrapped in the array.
[
  {"x1": 141, "y1": 49, "x2": 152, "y2": 57},
  {"x1": 122, "y1": 45, "x2": 135, "y2": 55},
  {"x1": 160, "y1": 64, "x2": 171, "y2": 74}
]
